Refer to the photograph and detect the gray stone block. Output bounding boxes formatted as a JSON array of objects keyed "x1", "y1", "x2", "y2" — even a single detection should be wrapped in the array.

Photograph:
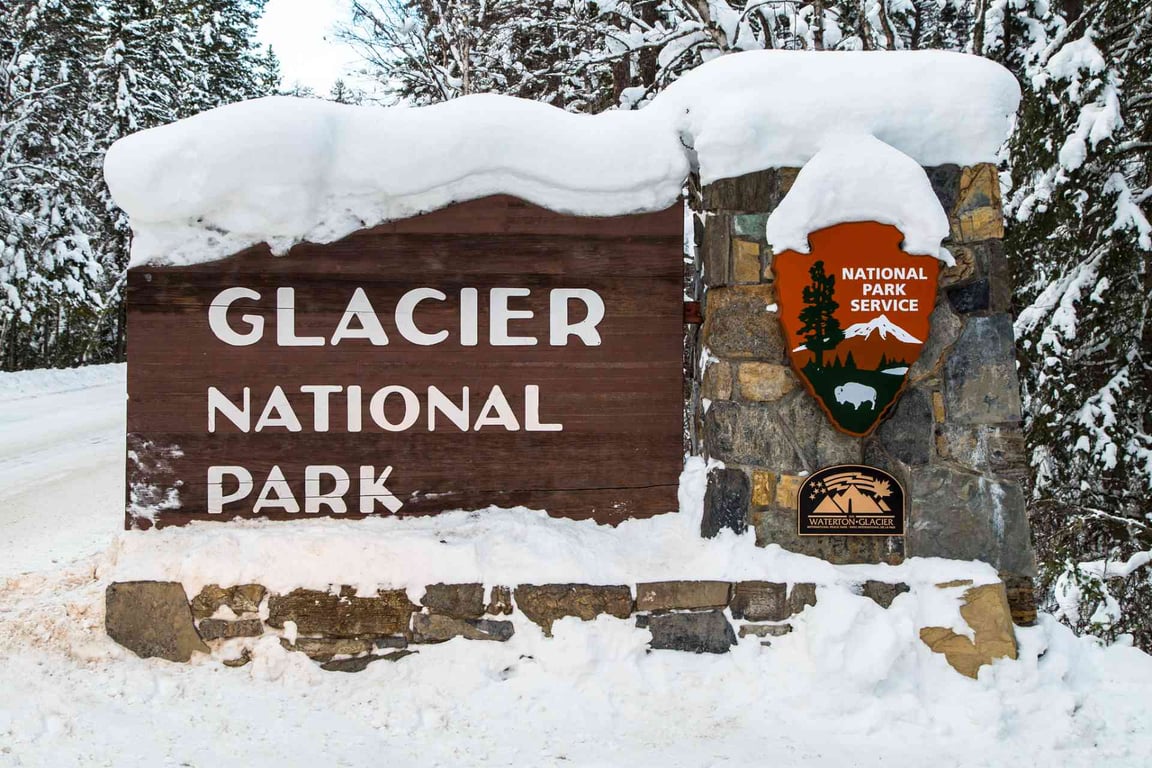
[
  {"x1": 943, "y1": 315, "x2": 1023, "y2": 424},
  {"x1": 908, "y1": 465, "x2": 1036, "y2": 575},
  {"x1": 946, "y1": 279, "x2": 991, "y2": 313},
  {"x1": 702, "y1": 467, "x2": 750, "y2": 538},
  {"x1": 197, "y1": 618, "x2": 263, "y2": 641},
  {"x1": 635, "y1": 581, "x2": 732, "y2": 612},
  {"x1": 420, "y1": 583, "x2": 484, "y2": 619},
  {"x1": 320, "y1": 649, "x2": 416, "y2": 673},
  {"x1": 910, "y1": 299, "x2": 962, "y2": 382},
  {"x1": 646, "y1": 611, "x2": 736, "y2": 654},
  {"x1": 926, "y1": 164, "x2": 962, "y2": 213},
  {"x1": 876, "y1": 387, "x2": 933, "y2": 466},
  {"x1": 412, "y1": 614, "x2": 514, "y2": 643},
  {"x1": 106, "y1": 581, "x2": 208, "y2": 662},
  {"x1": 730, "y1": 581, "x2": 788, "y2": 621},
  {"x1": 862, "y1": 581, "x2": 910, "y2": 608}
]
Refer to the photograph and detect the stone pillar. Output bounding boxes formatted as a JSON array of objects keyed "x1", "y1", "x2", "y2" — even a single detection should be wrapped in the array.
[{"x1": 690, "y1": 164, "x2": 1037, "y2": 622}]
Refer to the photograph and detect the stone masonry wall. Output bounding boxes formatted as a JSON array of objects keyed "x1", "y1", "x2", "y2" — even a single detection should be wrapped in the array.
[
  {"x1": 687, "y1": 164, "x2": 1038, "y2": 624},
  {"x1": 106, "y1": 578, "x2": 1018, "y2": 678}
]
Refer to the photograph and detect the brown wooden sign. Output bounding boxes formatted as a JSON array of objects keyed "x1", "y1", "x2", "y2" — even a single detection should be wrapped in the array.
[
  {"x1": 126, "y1": 196, "x2": 685, "y2": 529},
  {"x1": 773, "y1": 221, "x2": 939, "y2": 437}
]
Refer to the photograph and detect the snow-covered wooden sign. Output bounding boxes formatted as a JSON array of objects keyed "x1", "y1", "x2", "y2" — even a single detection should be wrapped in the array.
[
  {"x1": 774, "y1": 221, "x2": 939, "y2": 437},
  {"x1": 124, "y1": 196, "x2": 685, "y2": 529}
]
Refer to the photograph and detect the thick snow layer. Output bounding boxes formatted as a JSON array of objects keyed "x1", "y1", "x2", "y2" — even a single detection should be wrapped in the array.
[
  {"x1": 765, "y1": 135, "x2": 953, "y2": 261},
  {"x1": 654, "y1": 50, "x2": 1021, "y2": 184},
  {"x1": 4, "y1": 365, "x2": 1152, "y2": 766},
  {"x1": 105, "y1": 50, "x2": 1019, "y2": 268}
]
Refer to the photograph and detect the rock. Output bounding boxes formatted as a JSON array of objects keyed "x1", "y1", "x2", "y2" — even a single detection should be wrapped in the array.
[
  {"x1": 412, "y1": 614, "x2": 514, "y2": 643},
  {"x1": 222, "y1": 649, "x2": 251, "y2": 668},
  {"x1": 862, "y1": 581, "x2": 910, "y2": 608},
  {"x1": 752, "y1": 506, "x2": 904, "y2": 564},
  {"x1": 189, "y1": 584, "x2": 267, "y2": 619},
  {"x1": 737, "y1": 362, "x2": 797, "y2": 402},
  {"x1": 280, "y1": 637, "x2": 377, "y2": 661},
  {"x1": 704, "y1": 396, "x2": 859, "y2": 471},
  {"x1": 751, "y1": 470, "x2": 776, "y2": 507},
  {"x1": 952, "y1": 164, "x2": 1005, "y2": 242},
  {"x1": 732, "y1": 239, "x2": 762, "y2": 283},
  {"x1": 926, "y1": 164, "x2": 962, "y2": 213},
  {"x1": 943, "y1": 315, "x2": 1023, "y2": 425},
  {"x1": 730, "y1": 582, "x2": 787, "y2": 621},
  {"x1": 920, "y1": 582, "x2": 1017, "y2": 678},
  {"x1": 197, "y1": 618, "x2": 263, "y2": 641},
  {"x1": 939, "y1": 244, "x2": 978, "y2": 287},
  {"x1": 876, "y1": 387, "x2": 934, "y2": 466},
  {"x1": 936, "y1": 424, "x2": 1028, "y2": 482},
  {"x1": 1001, "y1": 573, "x2": 1038, "y2": 626},
  {"x1": 420, "y1": 583, "x2": 484, "y2": 619},
  {"x1": 908, "y1": 465, "x2": 1036, "y2": 576},
  {"x1": 486, "y1": 586, "x2": 514, "y2": 616},
  {"x1": 635, "y1": 581, "x2": 732, "y2": 613},
  {"x1": 646, "y1": 611, "x2": 737, "y2": 654},
  {"x1": 513, "y1": 584, "x2": 633, "y2": 636},
  {"x1": 910, "y1": 299, "x2": 962, "y2": 382},
  {"x1": 701, "y1": 361, "x2": 732, "y2": 401},
  {"x1": 738, "y1": 623, "x2": 793, "y2": 638},
  {"x1": 775, "y1": 474, "x2": 803, "y2": 508},
  {"x1": 701, "y1": 285, "x2": 785, "y2": 360},
  {"x1": 320, "y1": 649, "x2": 416, "y2": 673},
  {"x1": 733, "y1": 213, "x2": 770, "y2": 240},
  {"x1": 946, "y1": 279, "x2": 991, "y2": 314},
  {"x1": 702, "y1": 167, "x2": 798, "y2": 212},
  {"x1": 266, "y1": 587, "x2": 416, "y2": 637},
  {"x1": 702, "y1": 467, "x2": 749, "y2": 538},
  {"x1": 701, "y1": 212, "x2": 731, "y2": 286},
  {"x1": 787, "y1": 583, "x2": 818, "y2": 614},
  {"x1": 106, "y1": 581, "x2": 208, "y2": 662}
]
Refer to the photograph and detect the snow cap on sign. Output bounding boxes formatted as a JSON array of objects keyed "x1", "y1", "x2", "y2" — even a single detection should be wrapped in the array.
[
  {"x1": 104, "y1": 50, "x2": 1019, "y2": 268},
  {"x1": 765, "y1": 135, "x2": 954, "y2": 264},
  {"x1": 652, "y1": 50, "x2": 1020, "y2": 184}
]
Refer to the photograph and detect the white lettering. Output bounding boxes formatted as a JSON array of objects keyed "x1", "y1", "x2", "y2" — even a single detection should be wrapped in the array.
[
  {"x1": 490, "y1": 288, "x2": 536, "y2": 346},
  {"x1": 369, "y1": 385, "x2": 420, "y2": 431},
  {"x1": 524, "y1": 384, "x2": 563, "y2": 431},
  {"x1": 300, "y1": 385, "x2": 342, "y2": 432},
  {"x1": 330, "y1": 287, "x2": 389, "y2": 345},
  {"x1": 428, "y1": 385, "x2": 470, "y2": 431},
  {"x1": 253, "y1": 465, "x2": 299, "y2": 513},
  {"x1": 208, "y1": 386, "x2": 250, "y2": 432},
  {"x1": 473, "y1": 385, "x2": 520, "y2": 430},
  {"x1": 208, "y1": 287, "x2": 263, "y2": 346},
  {"x1": 276, "y1": 287, "x2": 325, "y2": 346},
  {"x1": 549, "y1": 289, "x2": 604, "y2": 346},
  {"x1": 305, "y1": 465, "x2": 350, "y2": 514},
  {"x1": 207, "y1": 466, "x2": 253, "y2": 513},
  {"x1": 395, "y1": 288, "x2": 449, "y2": 345},
  {"x1": 254, "y1": 385, "x2": 302, "y2": 432},
  {"x1": 360, "y1": 465, "x2": 403, "y2": 513}
]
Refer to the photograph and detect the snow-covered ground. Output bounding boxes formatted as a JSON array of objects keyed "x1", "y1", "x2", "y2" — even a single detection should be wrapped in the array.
[{"x1": 2, "y1": 365, "x2": 1152, "y2": 767}]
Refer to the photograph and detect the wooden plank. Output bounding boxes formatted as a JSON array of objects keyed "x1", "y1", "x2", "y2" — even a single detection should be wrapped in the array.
[{"x1": 126, "y1": 196, "x2": 686, "y2": 529}]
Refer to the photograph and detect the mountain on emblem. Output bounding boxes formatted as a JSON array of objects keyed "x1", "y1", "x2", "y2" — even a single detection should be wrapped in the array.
[{"x1": 773, "y1": 222, "x2": 940, "y2": 436}]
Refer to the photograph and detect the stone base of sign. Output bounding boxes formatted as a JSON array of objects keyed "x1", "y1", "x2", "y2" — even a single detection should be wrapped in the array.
[
  {"x1": 688, "y1": 163, "x2": 1039, "y2": 625},
  {"x1": 104, "y1": 579, "x2": 1018, "y2": 676}
]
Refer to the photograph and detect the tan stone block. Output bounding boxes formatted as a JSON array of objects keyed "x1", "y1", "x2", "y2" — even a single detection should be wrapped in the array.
[
  {"x1": 932, "y1": 391, "x2": 946, "y2": 422},
  {"x1": 939, "y1": 245, "x2": 977, "y2": 287},
  {"x1": 775, "y1": 474, "x2": 804, "y2": 508},
  {"x1": 635, "y1": 580, "x2": 732, "y2": 612},
  {"x1": 513, "y1": 584, "x2": 633, "y2": 636},
  {"x1": 732, "y1": 239, "x2": 762, "y2": 283},
  {"x1": 920, "y1": 582, "x2": 1018, "y2": 678},
  {"x1": 738, "y1": 362, "x2": 797, "y2": 402},
  {"x1": 701, "y1": 284, "x2": 784, "y2": 361},
  {"x1": 701, "y1": 361, "x2": 732, "y2": 400},
  {"x1": 952, "y1": 163, "x2": 1005, "y2": 242},
  {"x1": 751, "y1": 470, "x2": 776, "y2": 506}
]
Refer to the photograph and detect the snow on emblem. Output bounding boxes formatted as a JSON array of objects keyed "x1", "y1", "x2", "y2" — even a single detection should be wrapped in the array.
[{"x1": 773, "y1": 221, "x2": 939, "y2": 436}]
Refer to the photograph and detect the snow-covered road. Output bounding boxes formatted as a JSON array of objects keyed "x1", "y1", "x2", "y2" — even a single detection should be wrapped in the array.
[
  {"x1": 1, "y1": 364, "x2": 1151, "y2": 768},
  {"x1": 0, "y1": 364, "x2": 124, "y2": 576}
]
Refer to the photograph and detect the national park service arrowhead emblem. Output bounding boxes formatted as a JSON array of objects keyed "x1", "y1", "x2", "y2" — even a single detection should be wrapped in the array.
[
  {"x1": 798, "y1": 465, "x2": 905, "y2": 537},
  {"x1": 773, "y1": 221, "x2": 939, "y2": 436}
]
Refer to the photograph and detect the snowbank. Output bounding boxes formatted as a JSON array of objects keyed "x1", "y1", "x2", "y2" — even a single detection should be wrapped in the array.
[
  {"x1": 105, "y1": 50, "x2": 1019, "y2": 267},
  {"x1": 765, "y1": 135, "x2": 953, "y2": 262}
]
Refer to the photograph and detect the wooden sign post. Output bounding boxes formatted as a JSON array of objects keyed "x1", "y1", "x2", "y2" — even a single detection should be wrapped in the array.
[{"x1": 125, "y1": 196, "x2": 686, "y2": 529}]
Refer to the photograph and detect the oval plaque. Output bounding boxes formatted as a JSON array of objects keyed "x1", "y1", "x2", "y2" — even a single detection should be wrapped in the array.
[{"x1": 798, "y1": 464, "x2": 906, "y2": 537}]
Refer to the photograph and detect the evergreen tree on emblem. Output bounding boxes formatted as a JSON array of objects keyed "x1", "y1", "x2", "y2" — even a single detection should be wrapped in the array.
[{"x1": 798, "y1": 260, "x2": 843, "y2": 368}]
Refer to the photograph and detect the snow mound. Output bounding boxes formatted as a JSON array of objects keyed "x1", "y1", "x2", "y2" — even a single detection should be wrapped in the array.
[
  {"x1": 765, "y1": 135, "x2": 953, "y2": 262},
  {"x1": 104, "y1": 51, "x2": 1019, "y2": 267},
  {"x1": 653, "y1": 50, "x2": 1021, "y2": 183}
]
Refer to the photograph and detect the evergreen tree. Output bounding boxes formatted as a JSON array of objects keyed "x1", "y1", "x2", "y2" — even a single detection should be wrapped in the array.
[
  {"x1": 1003, "y1": 0, "x2": 1152, "y2": 647},
  {"x1": 798, "y1": 260, "x2": 844, "y2": 368}
]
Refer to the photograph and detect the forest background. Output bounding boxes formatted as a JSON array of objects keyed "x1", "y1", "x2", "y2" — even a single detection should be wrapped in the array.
[{"x1": 1, "y1": 0, "x2": 1148, "y2": 648}]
